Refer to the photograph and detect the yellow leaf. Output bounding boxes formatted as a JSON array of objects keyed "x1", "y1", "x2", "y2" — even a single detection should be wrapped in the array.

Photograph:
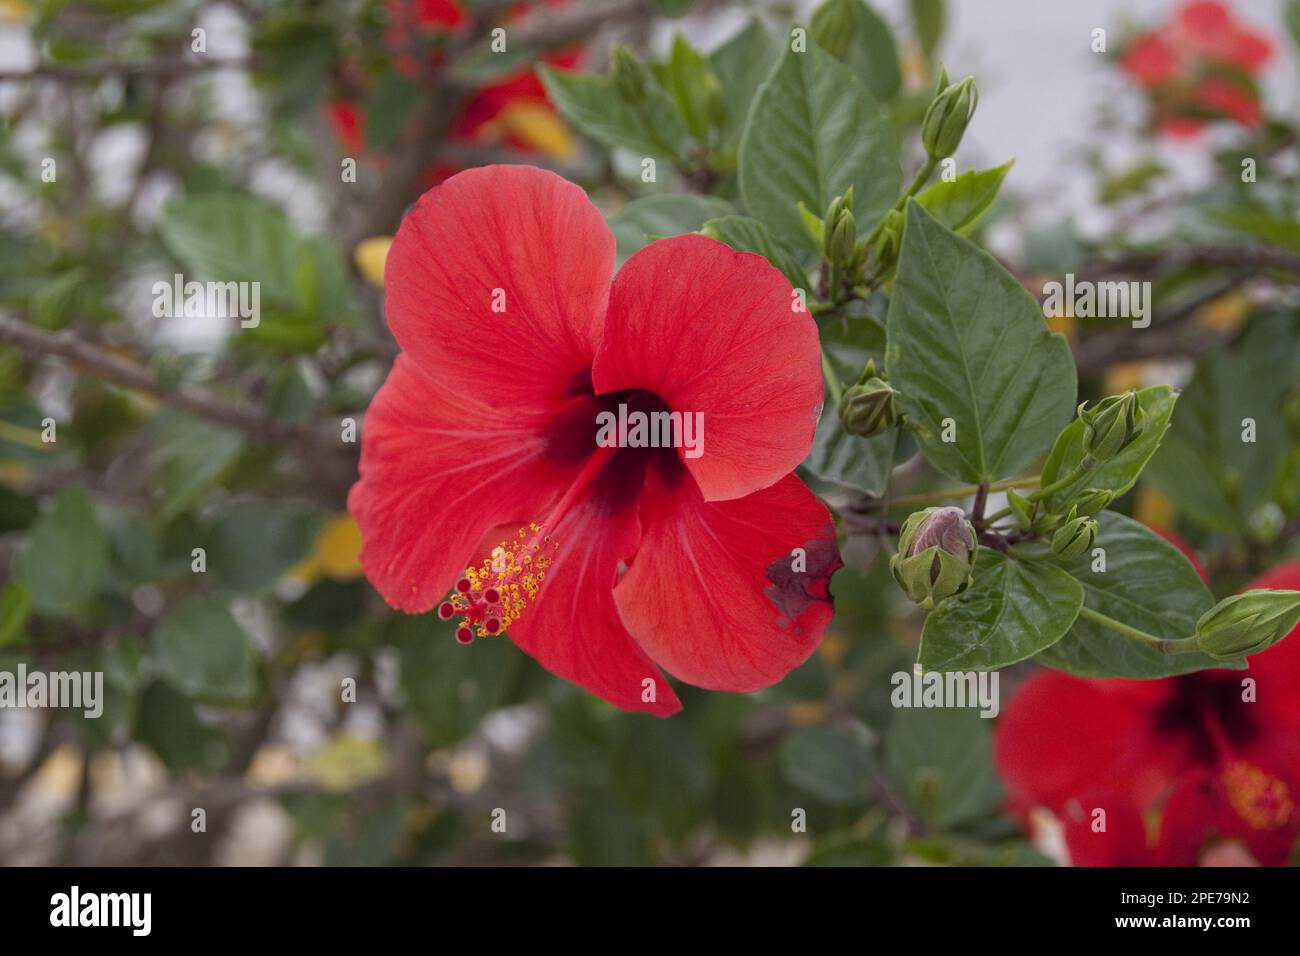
[
  {"x1": 353, "y1": 236, "x2": 393, "y2": 288},
  {"x1": 1134, "y1": 484, "x2": 1175, "y2": 530},
  {"x1": 304, "y1": 735, "x2": 386, "y2": 792},
  {"x1": 1103, "y1": 361, "x2": 1152, "y2": 395},
  {"x1": 488, "y1": 102, "x2": 577, "y2": 161},
  {"x1": 1196, "y1": 290, "x2": 1250, "y2": 332},
  {"x1": 291, "y1": 514, "x2": 364, "y2": 584}
]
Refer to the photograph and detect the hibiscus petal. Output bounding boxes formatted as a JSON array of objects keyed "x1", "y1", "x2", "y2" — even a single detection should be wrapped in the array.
[
  {"x1": 348, "y1": 354, "x2": 573, "y2": 612},
  {"x1": 385, "y1": 164, "x2": 614, "y2": 409},
  {"x1": 614, "y1": 467, "x2": 840, "y2": 693},
  {"x1": 592, "y1": 234, "x2": 823, "y2": 502},
  {"x1": 507, "y1": 456, "x2": 682, "y2": 717},
  {"x1": 995, "y1": 671, "x2": 1184, "y2": 811},
  {"x1": 1061, "y1": 792, "x2": 1153, "y2": 866}
]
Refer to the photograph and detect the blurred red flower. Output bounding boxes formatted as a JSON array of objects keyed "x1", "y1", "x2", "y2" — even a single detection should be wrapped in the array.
[
  {"x1": 1121, "y1": 0, "x2": 1273, "y2": 136},
  {"x1": 329, "y1": 0, "x2": 579, "y2": 176},
  {"x1": 996, "y1": 560, "x2": 1300, "y2": 866},
  {"x1": 348, "y1": 165, "x2": 840, "y2": 716}
]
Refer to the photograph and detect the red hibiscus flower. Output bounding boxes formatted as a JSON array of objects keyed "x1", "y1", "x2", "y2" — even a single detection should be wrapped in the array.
[
  {"x1": 347, "y1": 165, "x2": 841, "y2": 716},
  {"x1": 996, "y1": 561, "x2": 1300, "y2": 866},
  {"x1": 1120, "y1": 1, "x2": 1273, "y2": 137},
  {"x1": 329, "y1": 0, "x2": 579, "y2": 170}
]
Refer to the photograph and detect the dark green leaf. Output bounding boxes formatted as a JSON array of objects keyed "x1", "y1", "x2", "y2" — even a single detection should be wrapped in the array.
[
  {"x1": 778, "y1": 724, "x2": 875, "y2": 804},
  {"x1": 1039, "y1": 384, "x2": 1178, "y2": 511},
  {"x1": 608, "y1": 194, "x2": 733, "y2": 261},
  {"x1": 810, "y1": 0, "x2": 901, "y2": 100},
  {"x1": 18, "y1": 488, "x2": 108, "y2": 615},
  {"x1": 1038, "y1": 512, "x2": 1238, "y2": 678},
  {"x1": 153, "y1": 597, "x2": 257, "y2": 703},
  {"x1": 886, "y1": 201, "x2": 1076, "y2": 483},
  {"x1": 700, "y1": 214, "x2": 809, "y2": 290},
  {"x1": 539, "y1": 66, "x2": 691, "y2": 163},
  {"x1": 919, "y1": 550, "x2": 1083, "y2": 671},
  {"x1": 739, "y1": 45, "x2": 901, "y2": 252},
  {"x1": 884, "y1": 707, "x2": 1000, "y2": 828}
]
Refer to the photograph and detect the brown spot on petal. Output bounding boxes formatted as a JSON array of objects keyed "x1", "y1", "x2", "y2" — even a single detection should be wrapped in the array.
[{"x1": 764, "y1": 536, "x2": 842, "y2": 629}]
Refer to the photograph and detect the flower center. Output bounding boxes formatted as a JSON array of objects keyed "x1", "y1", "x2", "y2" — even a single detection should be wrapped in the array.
[
  {"x1": 1221, "y1": 762, "x2": 1293, "y2": 830},
  {"x1": 438, "y1": 523, "x2": 557, "y2": 643},
  {"x1": 438, "y1": 441, "x2": 622, "y2": 644}
]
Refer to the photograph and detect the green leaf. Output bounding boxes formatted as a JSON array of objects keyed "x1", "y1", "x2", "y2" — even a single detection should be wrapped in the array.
[
  {"x1": 151, "y1": 412, "x2": 245, "y2": 520},
  {"x1": 700, "y1": 214, "x2": 809, "y2": 290},
  {"x1": 0, "y1": 583, "x2": 31, "y2": 646},
  {"x1": 804, "y1": 313, "x2": 896, "y2": 495},
  {"x1": 1145, "y1": 316, "x2": 1298, "y2": 532},
  {"x1": 153, "y1": 597, "x2": 257, "y2": 703},
  {"x1": 886, "y1": 201, "x2": 1076, "y2": 483},
  {"x1": 709, "y1": 20, "x2": 784, "y2": 146},
  {"x1": 884, "y1": 707, "x2": 1000, "y2": 828},
  {"x1": 663, "y1": 34, "x2": 718, "y2": 141},
  {"x1": 393, "y1": 614, "x2": 518, "y2": 748},
  {"x1": 160, "y1": 194, "x2": 301, "y2": 307},
  {"x1": 363, "y1": 72, "x2": 423, "y2": 152},
  {"x1": 205, "y1": 503, "x2": 319, "y2": 593},
  {"x1": 18, "y1": 488, "x2": 108, "y2": 616},
  {"x1": 919, "y1": 550, "x2": 1083, "y2": 670},
  {"x1": 910, "y1": 0, "x2": 945, "y2": 56},
  {"x1": 1213, "y1": 207, "x2": 1300, "y2": 253},
  {"x1": 608, "y1": 194, "x2": 733, "y2": 261},
  {"x1": 539, "y1": 66, "x2": 691, "y2": 163},
  {"x1": 810, "y1": 0, "x2": 902, "y2": 101},
  {"x1": 160, "y1": 194, "x2": 354, "y2": 334},
  {"x1": 739, "y1": 44, "x2": 901, "y2": 252},
  {"x1": 1038, "y1": 512, "x2": 1238, "y2": 678},
  {"x1": 1039, "y1": 384, "x2": 1178, "y2": 511},
  {"x1": 136, "y1": 680, "x2": 229, "y2": 771},
  {"x1": 778, "y1": 724, "x2": 875, "y2": 804},
  {"x1": 915, "y1": 160, "x2": 1013, "y2": 235}
]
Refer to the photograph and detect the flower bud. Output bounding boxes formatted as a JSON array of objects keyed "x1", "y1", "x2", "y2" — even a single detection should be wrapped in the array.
[
  {"x1": 1078, "y1": 391, "x2": 1144, "y2": 465},
  {"x1": 1193, "y1": 589, "x2": 1300, "y2": 660},
  {"x1": 890, "y1": 506, "x2": 978, "y2": 609},
  {"x1": 1068, "y1": 488, "x2": 1114, "y2": 518},
  {"x1": 920, "y1": 74, "x2": 978, "y2": 160},
  {"x1": 1050, "y1": 509, "x2": 1098, "y2": 561},
  {"x1": 1006, "y1": 489, "x2": 1034, "y2": 529},
  {"x1": 838, "y1": 359, "x2": 897, "y2": 438},
  {"x1": 873, "y1": 208, "x2": 903, "y2": 270},
  {"x1": 611, "y1": 45, "x2": 648, "y2": 105}
]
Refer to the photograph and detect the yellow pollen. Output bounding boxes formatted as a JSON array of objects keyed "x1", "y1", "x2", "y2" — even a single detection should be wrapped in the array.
[
  {"x1": 444, "y1": 523, "x2": 557, "y2": 639},
  {"x1": 1222, "y1": 762, "x2": 1293, "y2": 830}
]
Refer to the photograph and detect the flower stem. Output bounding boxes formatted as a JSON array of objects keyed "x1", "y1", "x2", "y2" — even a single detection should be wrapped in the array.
[
  {"x1": 864, "y1": 157, "x2": 939, "y2": 246},
  {"x1": 888, "y1": 476, "x2": 1038, "y2": 509},
  {"x1": 821, "y1": 348, "x2": 843, "y2": 405},
  {"x1": 1076, "y1": 606, "x2": 1198, "y2": 654}
]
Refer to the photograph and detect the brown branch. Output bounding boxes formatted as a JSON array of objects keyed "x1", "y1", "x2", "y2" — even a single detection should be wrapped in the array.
[
  {"x1": 0, "y1": 314, "x2": 346, "y2": 461},
  {"x1": 0, "y1": 57, "x2": 250, "y2": 83}
]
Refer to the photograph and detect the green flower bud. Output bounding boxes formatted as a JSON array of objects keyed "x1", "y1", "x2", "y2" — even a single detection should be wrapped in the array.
[
  {"x1": 1078, "y1": 391, "x2": 1144, "y2": 465},
  {"x1": 1193, "y1": 589, "x2": 1300, "y2": 660},
  {"x1": 1068, "y1": 488, "x2": 1114, "y2": 518},
  {"x1": 890, "y1": 506, "x2": 978, "y2": 609},
  {"x1": 920, "y1": 74, "x2": 978, "y2": 160},
  {"x1": 1051, "y1": 509, "x2": 1098, "y2": 561},
  {"x1": 611, "y1": 45, "x2": 648, "y2": 105},
  {"x1": 827, "y1": 208, "x2": 857, "y2": 264},
  {"x1": 838, "y1": 359, "x2": 897, "y2": 438},
  {"x1": 1006, "y1": 489, "x2": 1035, "y2": 530},
  {"x1": 873, "y1": 208, "x2": 903, "y2": 270}
]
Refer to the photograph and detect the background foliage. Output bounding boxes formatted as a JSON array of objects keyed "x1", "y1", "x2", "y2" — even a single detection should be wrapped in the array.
[{"x1": 1, "y1": 0, "x2": 1299, "y2": 866}]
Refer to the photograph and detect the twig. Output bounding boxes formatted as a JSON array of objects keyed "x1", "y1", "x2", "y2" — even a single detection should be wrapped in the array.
[
  {"x1": 0, "y1": 57, "x2": 249, "y2": 82},
  {"x1": 0, "y1": 315, "x2": 344, "y2": 460}
]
